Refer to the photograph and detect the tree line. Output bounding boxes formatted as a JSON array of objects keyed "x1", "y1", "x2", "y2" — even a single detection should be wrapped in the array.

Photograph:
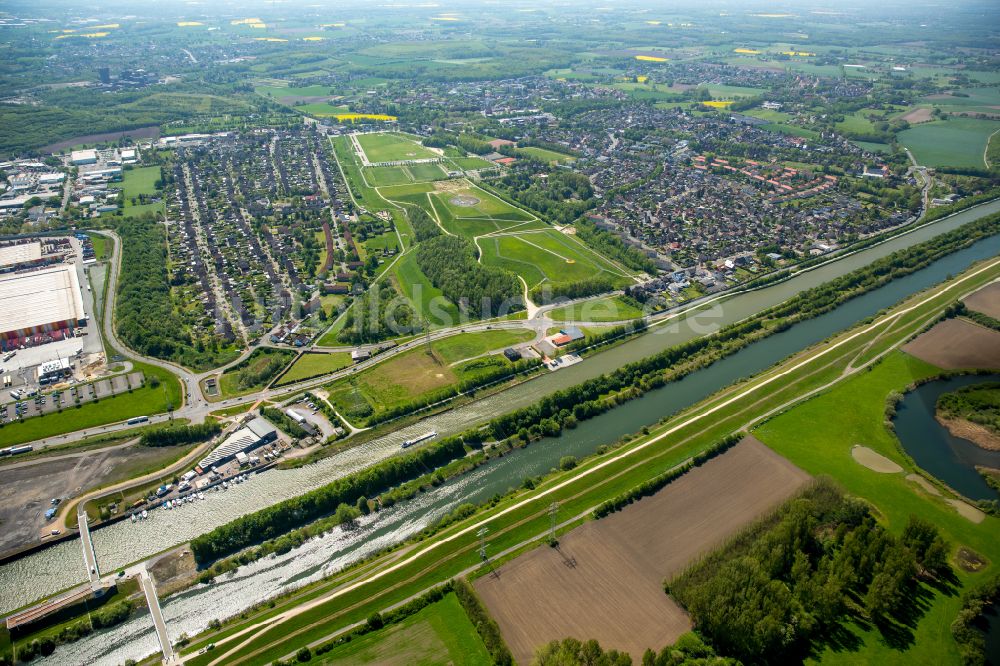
[
  {"x1": 574, "y1": 217, "x2": 657, "y2": 274},
  {"x1": 139, "y1": 422, "x2": 221, "y2": 448},
  {"x1": 415, "y1": 235, "x2": 524, "y2": 318}
]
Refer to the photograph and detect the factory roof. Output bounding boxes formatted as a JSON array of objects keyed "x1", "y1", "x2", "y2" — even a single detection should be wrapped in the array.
[
  {"x1": 0, "y1": 265, "x2": 86, "y2": 334},
  {"x1": 0, "y1": 241, "x2": 42, "y2": 268}
]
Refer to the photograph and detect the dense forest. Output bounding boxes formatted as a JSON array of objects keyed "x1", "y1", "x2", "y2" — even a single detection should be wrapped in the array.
[
  {"x1": 337, "y1": 281, "x2": 421, "y2": 343},
  {"x1": 574, "y1": 217, "x2": 657, "y2": 274},
  {"x1": 190, "y1": 436, "x2": 467, "y2": 563},
  {"x1": 669, "y1": 481, "x2": 950, "y2": 664},
  {"x1": 495, "y1": 165, "x2": 595, "y2": 226},
  {"x1": 115, "y1": 215, "x2": 233, "y2": 371},
  {"x1": 415, "y1": 235, "x2": 524, "y2": 318}
]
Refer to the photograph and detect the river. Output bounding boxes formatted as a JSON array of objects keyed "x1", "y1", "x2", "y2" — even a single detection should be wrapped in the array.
[
  {"x1": 894, "y1": 375, "x2": 1000, "y2": 502},
  {"x1": 3, "y1": 201, "x2": 1000, "y2": 665}
]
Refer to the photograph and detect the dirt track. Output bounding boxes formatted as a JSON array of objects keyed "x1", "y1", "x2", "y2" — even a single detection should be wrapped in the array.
[
  {"x1": 902, "y1": 318, "x2": 1000, "y2": 369},
  {"x1": 475, "y1": 437, "x2": 810, "y2": 664}
]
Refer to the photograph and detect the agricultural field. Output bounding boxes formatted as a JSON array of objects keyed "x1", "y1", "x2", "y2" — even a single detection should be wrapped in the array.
[
  {"x1": 357, "y1": 132, "x2": 439, "y2": 163},
  {"x1": 313, "y1": 592, "x2": 491, "y2": 665},
  {"x1": 478, "y1": 229, "x2": 634, "y2": 290},
  {"x1": 963, "y1": 282, "x2": 1000, "y2": 319},
  {"x1": 754, "y1": 350, "x2": 1000, "y2": 665},
  {"x1": 475, "y1": 437, "x2": 811, "y2": 664},
  {"x1": 900, "y1": 318, "x2": 1000, "y2": 370},
  {"x1": 897, "y1": 117, "x2": 1000, "y2": 168}
]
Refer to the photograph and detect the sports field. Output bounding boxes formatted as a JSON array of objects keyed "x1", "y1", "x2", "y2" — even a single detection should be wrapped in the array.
[
  {"x1": 315, "y1": 592, "x2": 491, "y2": 665},
  {"x1": 478, "y1": 229, "x2": 633, "y2": 289},
  {"x1": 897, "y1": 117, "x2": 1000, "y2": 168},
  {"x1": 518, "y1": 146, "x2": 576, "y2": 164},
  {"x1": 475, "y1": 437, "x2": 811, "y2": 664},
  {"x1": 357, "y1": 132, "x2": 439, "y2": 163}
]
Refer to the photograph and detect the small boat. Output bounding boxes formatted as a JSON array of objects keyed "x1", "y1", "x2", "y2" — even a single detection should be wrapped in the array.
[
  {"x1": 131, "y1": 513, "x2": 136, "y2": 523},
  {"x1": 141, "y1": 510, "x2": 148, "y2": 519},
  {"x1": 402, "y1": 430, "x2": 437, "y2": 449},
  {"x1": 198, "y1": 492, "x2": 205, "y2": 500}
]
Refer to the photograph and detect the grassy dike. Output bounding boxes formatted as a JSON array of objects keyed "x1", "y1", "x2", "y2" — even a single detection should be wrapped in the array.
[{"x1": 173, "y1": 255, "x2": 1000, "y2": 665}]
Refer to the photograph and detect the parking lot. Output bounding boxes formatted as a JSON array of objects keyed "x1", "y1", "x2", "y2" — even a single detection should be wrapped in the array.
[{"x1": 1, "y1": 372, "x2": 144, "y2": 425}]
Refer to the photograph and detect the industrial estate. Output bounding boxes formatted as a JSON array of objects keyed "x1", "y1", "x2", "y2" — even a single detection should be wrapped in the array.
[{"x1": 0, "y1": 1, "x2": 998, "y2": 665}]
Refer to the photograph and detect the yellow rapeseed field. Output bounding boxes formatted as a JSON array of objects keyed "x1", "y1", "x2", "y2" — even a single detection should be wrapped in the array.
[
  {"x1": 734, "y1": 48, "x2": 761, "y2": 54},
  {"x1": 177, "y1": 22, "x2": 204, "y2": 27},
  {"x1": 635, "y1": 55, "x2": 667, "y2": 62},
  {"x1": 702, "y1": 100, "x2": 734, "y2": 108}
]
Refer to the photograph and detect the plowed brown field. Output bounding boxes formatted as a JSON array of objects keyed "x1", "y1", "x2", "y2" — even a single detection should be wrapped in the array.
[
  {"x1": 475, "y1": 437, "x2": 810, "y2": 664},
  {"x1": 902, "y1": 318, "x2": 1000, "y2": 369}
]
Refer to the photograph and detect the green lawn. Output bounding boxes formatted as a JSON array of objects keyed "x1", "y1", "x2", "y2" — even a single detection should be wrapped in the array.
[
  {"x1": 754, "y1": 350, "x2": 1000, "y2": 665},
  {"x1": 449, "y1": 156, "x2": 494, "y2": 170},
  {"x1": 217, "y1": 348, "x2": 296, "y2": 399},
  {"x1": 87, "y1": 232, "x2": 108, "y2": 260},
  {"x1": 314, "y1": 592, "x2": 490, "y2": 665},
  {"x1": 0, "y1": 362, "x2": 181, "y2": 446},
  {"x1": 122, "y1": 166, "x2": 163, "y2": 218},
  {"x1": 365, "y1": 166, "x2": 412, "y2": 187},
  {"x1": 392, "y1": 251, "x2": 460, "y2": 327},
  {"x1": 254, "y1": 84, "x2": 335, "y2": 99},
  {"x1": 518, "y1": 146, "x2": 577, "y2": 164},
  {"x1": 898, "y1": 117, "x2": 1000, "y2": 169},
  {"x1": 547, "y1": 295, "x2": 644, "y2": 322},
  {"x1": 432, "y1": 329, "x2": 534, "y2": 364},
  {"x1": 408, "y1": 162, "x2": 447, "y2": 182},
  {"x1": 478, "y1": 229, "x2": 632, "y2": 289},
  {"x1": 276, "y1": 352, "x2": 353, "y2": 386},
  {"x1": 324, "y1": 330, "x2": 529, "y2": 422},
  {"x1": 358, "y1": 133, "x2": 438, "y2": 163}
]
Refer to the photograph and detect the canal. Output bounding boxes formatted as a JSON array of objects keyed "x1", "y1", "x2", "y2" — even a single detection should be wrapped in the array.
[{"x1": 3, "y1": 201, "x2": 1000, "y2": 664}]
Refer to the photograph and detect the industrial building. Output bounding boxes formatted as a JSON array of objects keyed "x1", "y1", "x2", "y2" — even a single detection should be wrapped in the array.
[
  {"x1": 36, "y1": 358, "x2": 72, "y2": 383},
  {"x1": 70, "y1": 149, "x2": 98, "y2": 166},
  {"x1": 0, "y1": 242, "x2": 45, "y2": 273},
  {"x1": 0, "y1": 265, "x2": 87, "y2": 349},
  {"x1": 199, "y1": 416, "x2": 278, "y2": 469}
]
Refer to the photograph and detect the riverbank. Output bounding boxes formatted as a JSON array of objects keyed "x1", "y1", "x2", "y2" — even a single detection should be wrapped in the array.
[{"x1": 938, "y1": 415, "x2": 1000, "y2": 451}]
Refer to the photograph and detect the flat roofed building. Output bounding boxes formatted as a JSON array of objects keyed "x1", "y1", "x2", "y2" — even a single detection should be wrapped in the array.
[
  {"x1": 70, "y1": 149, "x2": 98, "y2": 165},
  {"x1": 0, "y1": 265, "x2": 87, "y2": 342},
  {"x1": 0, "y1": 242, "x2": 42, "y2": 270},
  {"x1": 37, "y1": 357, "x2": 71, "y2": 382}
]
